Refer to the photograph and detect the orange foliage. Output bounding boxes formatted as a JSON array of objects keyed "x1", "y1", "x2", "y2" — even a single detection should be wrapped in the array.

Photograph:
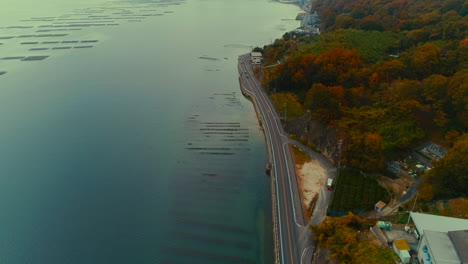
[
  {"x1": 364, "y1": 133, "x2": 384, "y2": 151},
  {"x1": 412, "y1": 43, "x2": 441, "y2": 77},
  {"x1": 368, "y1": 72, "x2": 379, "y2": 88},
  {"x1": 315, "y1": 48, "x2": 363, "y2": 83},
  {"x1": 460, "y1": 38, "x2": 468, "y2": 47}
]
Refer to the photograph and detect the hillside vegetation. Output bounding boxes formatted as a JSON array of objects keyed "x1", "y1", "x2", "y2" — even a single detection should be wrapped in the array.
[
  {"x1": 262, "y1": 0, "x2": 467, "y2": 199},
  {"x1": 311, "y1": 213, "x2": 397, "y2": 264}
]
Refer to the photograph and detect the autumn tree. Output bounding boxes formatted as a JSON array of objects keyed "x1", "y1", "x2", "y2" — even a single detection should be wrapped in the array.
[
  {"x1": 426, "y1": 134, "x2": 468, "y2": 198},
  {"x1": 314, "y1": 48, "x2": 363, "y2": 86},
  {"x1": 311, "y1": 213, "x2": 397, "y2": 264},
  {"x1": 304, "y1": 83, "x2": 345, "y2": 122},
  {"x1": 447, "y1": 70, "x2": 468, "y2": 128},
  {"x1": 260, "y1": 0, "x2": 467, "y2": 173},
  {"x1": 418, "y1": 182, "x2": 435, "y2": 202},
  {"x1": 411, "y1": 43, "x2": 441, "y2": 78}
]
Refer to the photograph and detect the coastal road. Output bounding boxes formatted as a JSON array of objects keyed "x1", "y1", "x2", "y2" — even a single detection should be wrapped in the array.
[
  {"x1": 288, "y1": 138, "x2": 336, "y2": 226},
  {"x1": 287, "y1": 139, "x2": 336, "y2": 263},
  {"x1": 238, "y1": 54, "x2": 313, "y2": 264}
]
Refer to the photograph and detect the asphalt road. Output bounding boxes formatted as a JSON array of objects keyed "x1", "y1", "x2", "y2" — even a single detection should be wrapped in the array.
[
  {"x1": 287, "y1": 139, "x2": 336, "y2": 263},
  {"x1": 238, "y1": 54, "x2": 317, "y2": 264}
]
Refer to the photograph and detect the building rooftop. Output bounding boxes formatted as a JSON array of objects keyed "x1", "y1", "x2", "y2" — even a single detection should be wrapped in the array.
[
  {"x1": 251, "y1": 52, "x2": 262, "y2": 57},
  {"x1": 424, "y1": 230, "x2": 461, "y2": 263},
  {"x1": 448, "y1": 230, "x2": 468, "y2": 263},
  {"x1": 410, "y1": 212, "x2": 468, "y2": 236},
  {"x1": 394, "y1": 238, "x2": 410, "y2": 251},
  {"x1": 375, "y1": 200, "x2": 387, "y2": 209}
]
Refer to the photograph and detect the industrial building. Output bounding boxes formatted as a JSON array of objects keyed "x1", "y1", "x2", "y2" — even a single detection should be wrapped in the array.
[
  {"x1": 407, "y1": 212, "x2": 468, "y2": 264},
  {"x1": 418, "y1": 230, "x2": 467, "y2": 264},
  {"x1": 409, "y1": 212, "x2": 468, "y2": 239}
]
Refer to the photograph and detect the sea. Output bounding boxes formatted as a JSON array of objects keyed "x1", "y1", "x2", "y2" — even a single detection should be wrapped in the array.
[{"x1": 0, "y1": 0, "x2": 300, "y2": 263}]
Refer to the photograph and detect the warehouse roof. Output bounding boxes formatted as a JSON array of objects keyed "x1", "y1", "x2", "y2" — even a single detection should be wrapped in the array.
[
  {"x1": 410, "y1": 212, "x2": 468, "y2": 236},
  {"x1": 424, "y1": 230, "x2": 461, "y2": 263},
  {"x1": 448, "y1": 230, "x2": 468, "y2": 263}
]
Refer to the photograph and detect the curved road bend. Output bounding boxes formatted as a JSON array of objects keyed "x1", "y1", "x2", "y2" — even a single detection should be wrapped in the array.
[{"x1": 237, "y1": 54, "x2": 313, "y2": 264}]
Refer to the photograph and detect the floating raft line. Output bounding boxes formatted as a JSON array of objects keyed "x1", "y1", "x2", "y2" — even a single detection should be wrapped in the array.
[{"x1": 21, "y1": 56, "x2": 49, "y2": 61}]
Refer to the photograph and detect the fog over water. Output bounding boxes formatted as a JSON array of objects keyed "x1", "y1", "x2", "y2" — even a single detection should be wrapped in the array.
[{"x1": 0, "y1": 0, "x2": 300, "y2": 263}]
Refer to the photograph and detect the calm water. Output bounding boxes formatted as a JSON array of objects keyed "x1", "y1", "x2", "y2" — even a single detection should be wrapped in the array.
[{"x1": 0, "y1": 0, "x2": 300, "y2": 263}]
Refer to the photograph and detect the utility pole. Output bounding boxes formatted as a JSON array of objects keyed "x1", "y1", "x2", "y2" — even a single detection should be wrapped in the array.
[{"x1": 406, "y1": 192, "x2": 418, "y2": 228}]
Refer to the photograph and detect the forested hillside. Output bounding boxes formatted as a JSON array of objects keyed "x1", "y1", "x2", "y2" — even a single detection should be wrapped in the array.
[{"x1": 262, "y1": 0, "x2": 467, "y2": 198}]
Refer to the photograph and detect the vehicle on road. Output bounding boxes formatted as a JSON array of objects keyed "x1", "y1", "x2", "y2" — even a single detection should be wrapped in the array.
[{"x1": 327, "y1": 178, "x2": 333, "y2": 190}]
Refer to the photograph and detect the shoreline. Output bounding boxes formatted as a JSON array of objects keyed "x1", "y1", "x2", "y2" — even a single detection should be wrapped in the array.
[
  {"x1": 238, "y1": 59, "x2": 281, "y2": 264},
  {"x1": 238, "y1": 51, "x2": 337, "y2": 263}
]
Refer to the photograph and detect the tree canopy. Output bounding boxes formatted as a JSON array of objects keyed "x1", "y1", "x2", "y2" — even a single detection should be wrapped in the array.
[
  {"x1": 261, "y1": 0, "x2": 467, "y2": 170},
  {"x1": 311, "y1": 213, "x2": 397, "y2": 264},
  {"x1": 425, "y1": 135, "x2": 468, "y2": 198}
]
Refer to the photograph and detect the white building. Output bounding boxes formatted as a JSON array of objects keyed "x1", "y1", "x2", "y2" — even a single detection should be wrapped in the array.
[
  {"x1": 407, "y1": 212, "x2": 468, "y2": 264},
  {"x1": 250, "y1": 52, "x2": 263, "y2": 65},
  {"x1": 393, "y1": 238, "x2": 411, "y2": 264},
  {"x1": 409, "y1": 212, "x2": 468, "y2": 239},
  {"x1": 417, "y1": 230, "x2": 467, "y2": 264}
]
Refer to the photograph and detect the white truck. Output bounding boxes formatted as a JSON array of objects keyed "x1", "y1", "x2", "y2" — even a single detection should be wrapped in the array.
[{"x1": 327, "y1": 178, "x2": 333, "y2": 190}]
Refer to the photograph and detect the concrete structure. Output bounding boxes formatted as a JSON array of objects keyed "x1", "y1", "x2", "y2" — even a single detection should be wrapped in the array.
[
  {"x1": 409, "y1": 212, "x2": 468, "y2": 239},
  {"x1": 417, "y1": 230, "x2": 468, "y2": 264},
  {"x1": 383, "y1": 226, "x2": 419, "y2": 251},
  {"x1": 406, "y1": 212, "x2": 468, "y2": 263},
  {"x1": 250, "y1": 52, "x2": 263, "y2": 65},
  {"x1": 449, "y1": 230, "x2": 468, "y2": 263},
  {"x1": 393, "y1": 239, "x2": 411, "y2": 264}
]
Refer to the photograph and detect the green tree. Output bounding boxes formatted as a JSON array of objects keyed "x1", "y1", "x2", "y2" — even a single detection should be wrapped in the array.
[
  {"x1": 421, "y1": 74, "x2": 448, "y2": 104},
  {"x1": 426, "y1": 134, "x2": 468, "y2": 198},
  {"x1": 447, "y1": 70, "x2": 468, "y2": 128}
]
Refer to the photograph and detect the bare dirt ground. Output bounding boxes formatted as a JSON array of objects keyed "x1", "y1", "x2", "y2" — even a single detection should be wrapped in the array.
[
  {"x1": 378, "y1": 175, "x2": 414, "y2": 208},
  {"x1": 296, "y1": 160, "x2": 327, "y2": 222}
]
